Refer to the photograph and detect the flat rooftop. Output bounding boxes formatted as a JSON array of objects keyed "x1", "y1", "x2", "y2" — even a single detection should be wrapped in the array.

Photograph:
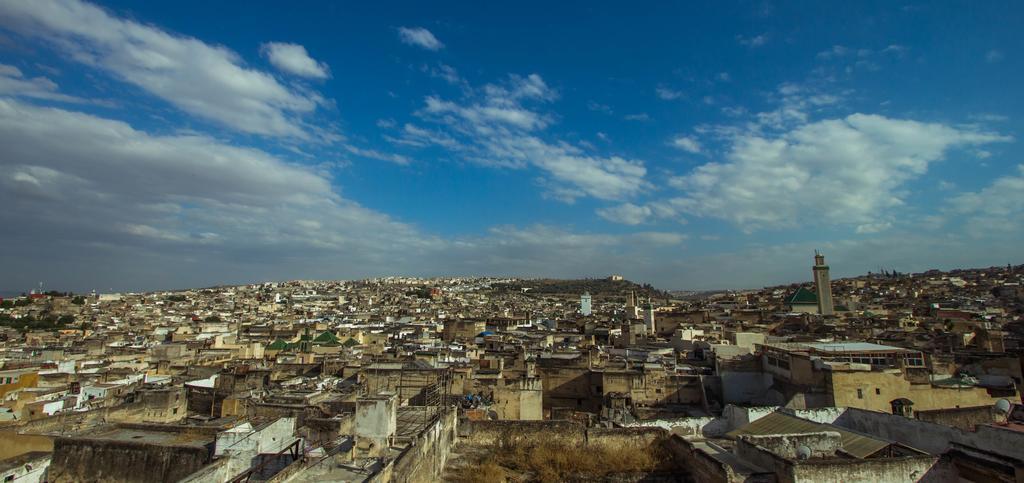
[
  {"x1": 67, "y1": 426, "x2": 214, "y2": 448},
  {"x1": 763, "y1": 341, "x2": 916, "y2": 354}
]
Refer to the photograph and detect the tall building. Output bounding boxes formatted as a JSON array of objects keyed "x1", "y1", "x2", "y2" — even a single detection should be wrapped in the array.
[
  {"x1": 580, "y1": 292, "x2": 592, "y2": 316},
  {"x1": 643, "y1": 301, "x2": 655, "y2": 334},
  {"x1": 626, "y1": 291, "x2": 639, "y2": 318},
  {"x1": 813, "y1": 250, "x2": 834, "y2": 316}
]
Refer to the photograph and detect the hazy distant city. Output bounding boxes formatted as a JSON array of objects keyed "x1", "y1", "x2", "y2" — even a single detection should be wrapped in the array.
[{"x1": 1, "y1": 0, "x2": 1022, "y2": 482}]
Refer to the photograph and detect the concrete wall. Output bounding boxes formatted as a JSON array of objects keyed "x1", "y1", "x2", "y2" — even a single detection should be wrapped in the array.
[
  {"x1": 791, "y1": 455, "x2": 941, "y2": 483},
  {"x1": 662, "y1": 436, "x2": 740, "y2": 483},
  {"x1": 739, "y1": 432, "x2": 842, "y2": 459},
  {"x1": 913, "y1": 405, "x2": 999, "y2": 431},
  {"x1": 621, "y1": 415, "x2": 728, "y2": 437},
  {"x1": 621, "y1": 405, "x2": 849, "y2": 440}
]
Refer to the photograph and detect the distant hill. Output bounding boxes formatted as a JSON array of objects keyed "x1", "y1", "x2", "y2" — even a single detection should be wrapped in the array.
[{"x1": 490, "y1": 278, "x2": 670, "y2": 300}]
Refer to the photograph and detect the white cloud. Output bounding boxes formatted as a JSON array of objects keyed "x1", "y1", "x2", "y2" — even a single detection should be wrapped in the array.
[
  {"x1": 0, "y1": 63, "x2": 85, "y2": 102},
  {"x1": 260, "y1": 42, "x2": 330, "y2": 79},
  {"x1": 881, "y1": 44, "x2": 908, "y2": 57},
  {"x1": 816, "y1": 45, "x2": 850, "y2": 59},
  {"x1": 397, "y1": 26, "x2": 444, "y2": 51},
  {"x1": 950, "y1": 165, "x2": 1024, "y2": 233},
  {"x1": 855, "y1": 222, "x2": 892, "y2": 234},
  {"x1": 587, "y1": 101, "x2": 612, "y2": 114},
  {"x1": 343, "y1": 144, "x2": 412, "y2": 165},
  {"x1": 597, "y1": 203, "x2": 652, "y2": 225},
  {"x1": 671, "y1": 135, "x2": 702, "y2": 153},
  {"x1": 668, "y1": 114, "x2": 1010, "y2": 231},
  {"x1": 655, "y1": 85, "x2": 684, "y2": 100},
  {"x1": 426, "y1": 63, "x2": 462, "y2": 84},
  {"x1": 0, "y1": 99, "x2": 433, "y2": 270},
  {"x1": 624, "y1": 113, "x2": 650, "y2": 121},
  {"x1": 737, "y1": 34, "x2": 767, "y2": 47},
  {"x1": 985, "y1": 49, "x2": 1004, "y2": 63},
  {"x1": 405, "y1": 73, "x2": 649, "y2": 201},
  {"x1": 0, "y1": 0, "x2": 328, "y2": 138}
]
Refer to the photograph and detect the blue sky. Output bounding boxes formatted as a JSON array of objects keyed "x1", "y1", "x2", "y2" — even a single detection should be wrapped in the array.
[{"x1": 0, "y1": 0, "x2": 1021, "y2": 293}]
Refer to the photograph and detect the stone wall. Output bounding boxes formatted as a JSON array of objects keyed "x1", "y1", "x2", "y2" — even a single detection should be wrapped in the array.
[
  {"x1": 47, "y1": 436, "x2": 213, "y2": 483},
  {"x1": 390, "y1": 408, "x2": 458, "y2": 483},
  {"x1": 457, "y1": 419, "x2": 586, "y2": 447},
  {"x1": 586, "y1": 427, "x2": 665, "y2": 452}
]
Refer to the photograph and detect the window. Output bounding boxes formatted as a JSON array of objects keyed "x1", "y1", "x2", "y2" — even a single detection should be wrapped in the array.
[
  {"x1": 875, "y1": 388, "x2": 881, "y2": 395},
  {"x1": 857, "y1": 389, "x2": 863, "y2": 399},
  {"x1": 172, "y1": 408, "x2": 178, "y2": 414}
]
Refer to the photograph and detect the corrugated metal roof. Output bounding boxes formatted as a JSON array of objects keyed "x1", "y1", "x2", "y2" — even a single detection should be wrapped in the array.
[
  {"x1": 804, "y1": 342, "x2": 908, "y2": 353},
  {"x1": 727, "y1": 412, "x2": 890, "y2": 459}
]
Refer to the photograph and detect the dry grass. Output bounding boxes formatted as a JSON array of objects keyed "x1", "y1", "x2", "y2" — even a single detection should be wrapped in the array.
[
  {"x1": 448, "y1": 460, "x2": 509, "y2": 483},
  {"x1": 449, "y1": 436, "x2": 669, "y2": 482}
]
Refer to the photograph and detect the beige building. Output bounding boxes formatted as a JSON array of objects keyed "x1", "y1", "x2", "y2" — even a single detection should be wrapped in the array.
[{"x1": 758, "y1": 342, "x2": 1012, "y2": 413}]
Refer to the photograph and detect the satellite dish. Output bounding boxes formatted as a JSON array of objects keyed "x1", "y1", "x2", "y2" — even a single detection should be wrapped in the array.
[
  {"x1": 995, "y1": 398, "x2": 1012, "y2": 414},
  {"x1": 796, "y1": 445, "x2": 811, "y2": 460}
]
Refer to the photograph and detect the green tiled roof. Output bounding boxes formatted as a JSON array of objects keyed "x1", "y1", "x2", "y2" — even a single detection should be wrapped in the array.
[
  {"x1": 266, "y1": 338, "x2": 290, "y2": 350},
  {"x1": 313, "y1": 331, "x2": 339, "y2": 344},
  {"x1": 786, "y1": 286, "x2": 818, "y2": 305},
  {"x1": 342, "y1": 338, "x2": 360, "y2": 347}
]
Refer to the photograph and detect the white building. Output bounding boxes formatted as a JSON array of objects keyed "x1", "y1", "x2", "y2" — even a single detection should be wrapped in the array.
[{"x1": 580, "y1": 292, "x2": 592, "y2": 316}]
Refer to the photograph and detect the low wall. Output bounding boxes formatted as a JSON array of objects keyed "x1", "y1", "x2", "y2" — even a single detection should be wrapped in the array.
[
  {"x1": 458, "y1": 419, "x2": 586, "y2": 447},
  {"x1": 913, "y1": 405, "x2": 998, "y2": 431},
  {"x1": 620, "y1": 416, "x2": 729, "y2": 437},
  {"x1": 586, "y1": 427, "x2": 665, "y2": 452}
]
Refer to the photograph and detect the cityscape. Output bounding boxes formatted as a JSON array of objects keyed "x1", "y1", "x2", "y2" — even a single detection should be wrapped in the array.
[{"x1": 1, "y1": 1, "x2": 1022, "y2": 482}]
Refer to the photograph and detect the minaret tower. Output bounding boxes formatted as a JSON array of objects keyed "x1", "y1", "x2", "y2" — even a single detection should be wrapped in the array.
[{"x1": 813, "y1": 250, "x2": 834, "y2": 315}]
